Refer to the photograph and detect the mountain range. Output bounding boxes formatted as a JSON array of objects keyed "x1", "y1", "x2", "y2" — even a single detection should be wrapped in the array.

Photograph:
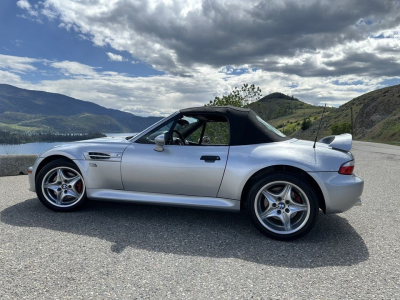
[
  {"x1": 248, "y1": 85, "x2": 400, "y2": 144},
  {"x1": 1, "y1": 83, "x2": 399, "y2": 144},
  {"x1": 0, "y1": 84, "x2": 161, "y2": 133}
]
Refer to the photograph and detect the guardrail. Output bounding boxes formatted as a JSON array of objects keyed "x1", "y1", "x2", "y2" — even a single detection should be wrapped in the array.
[{"x1": 0, "y1": 155, "x2": 37, "y2": 177}]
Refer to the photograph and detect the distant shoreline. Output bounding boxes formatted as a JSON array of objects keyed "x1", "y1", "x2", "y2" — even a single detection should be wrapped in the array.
[{"x1": 0, "y1": 132, "x2": 106, "y2": 145}]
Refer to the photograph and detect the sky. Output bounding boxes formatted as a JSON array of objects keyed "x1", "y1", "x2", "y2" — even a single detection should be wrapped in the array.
[{"x1": 0, "y1": 0, "x2": 400, "y2": 117}]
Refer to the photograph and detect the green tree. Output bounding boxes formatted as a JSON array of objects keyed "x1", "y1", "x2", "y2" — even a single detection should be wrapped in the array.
[
  {"x1": 301, "y1": 117, "x2": 312, "y2": 130},
  {"x1": 206, "y1": 83, "x2": 262, "y2": 108},
  {"x1": 331, "y1": 122, "x2": 352, "y2": 135}
]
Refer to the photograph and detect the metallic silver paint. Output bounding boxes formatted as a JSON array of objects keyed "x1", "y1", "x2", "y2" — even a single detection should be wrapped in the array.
[
  {"x1": 154, "y1": 134, "x2": 165, "y2": 152},
  {"x1": 28, "y1": 111, "x2": 364, "y2": 215},
  {"x1": 308, "y1": 172, "x2": 364, "y2": 213},
  {"x1": 217, "y1": 139, "x2": 354, "y2": 200},
  {"x1": 121, "y1": 143, "x2": 229, "y2": 197},
  {"x1": 328, "y1": 133, "x2": 352, "y2": 151},
  {"x1": 87, "y1": 188, "x2": 240, "y2": 211},
  {"x1": 28, "y1": 166, "x2": 35, "y2": 192},
  {"x1": 74, "y1": 159, "x2": 124, "y2": 190}
]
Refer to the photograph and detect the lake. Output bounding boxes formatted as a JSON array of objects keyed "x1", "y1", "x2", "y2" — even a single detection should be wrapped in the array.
[{"x1": 0, "y1": 133, "x2": 135, "y2": 155}]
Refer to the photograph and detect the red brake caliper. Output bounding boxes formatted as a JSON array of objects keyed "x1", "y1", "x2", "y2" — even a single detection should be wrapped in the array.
[
  {"x1": 293, "y1": 191, "x2": 303, "y2": 204},
  {"x1": 75, "y1": 180, "x2": 83, "y2": 193}
]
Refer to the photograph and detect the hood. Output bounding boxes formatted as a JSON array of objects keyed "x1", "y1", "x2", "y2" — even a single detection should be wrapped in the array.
[
  {"x1": 39, "y1": 136, "x2": 132, "y2": 158},
  {"x1": 75, "y1": 136, "x2": 131, "y2": 144}
]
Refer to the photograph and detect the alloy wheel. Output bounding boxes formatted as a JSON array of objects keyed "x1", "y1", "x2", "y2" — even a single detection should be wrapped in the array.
[
  {"x1": 254, "y1": 181, "x2": 310, "y2": 235},
  {"x1": 41, "y1": 167, "x2": 85, "y2": 208}
]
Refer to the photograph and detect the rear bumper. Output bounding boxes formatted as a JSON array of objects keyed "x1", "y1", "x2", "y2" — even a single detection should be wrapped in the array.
[{"x1": 309, "y1": 172, "x2": 364, "y2": 214}]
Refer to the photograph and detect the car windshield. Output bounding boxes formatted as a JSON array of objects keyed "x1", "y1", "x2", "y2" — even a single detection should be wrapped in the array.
[{"x1": 256, "y1": 115, "x2": 286, "y2": 138}]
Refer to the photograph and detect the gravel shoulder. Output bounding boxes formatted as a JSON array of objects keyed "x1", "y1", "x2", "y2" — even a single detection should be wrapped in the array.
[{"x1": 0, "y1": 141, "x2": 399, "y2": 299}]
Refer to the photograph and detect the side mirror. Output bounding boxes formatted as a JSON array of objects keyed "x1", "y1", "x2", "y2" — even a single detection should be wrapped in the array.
[{"x1": 154, "y1": 134, "x2": 166, "y2": 152}]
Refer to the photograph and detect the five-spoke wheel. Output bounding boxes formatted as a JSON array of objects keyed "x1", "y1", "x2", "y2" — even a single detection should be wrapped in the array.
[
  {"x1": 247, "y1": 172, "x2": 318, "y2": 240},
  {"x1": 255, "y1": 181, "x2": 310, "y2": 234},
  {"x1": 36, "y1": 159, "x2": 87, "y2": 211},
  {"x1": 42, "y1": 167, "x2": 85, "y2": 207}
]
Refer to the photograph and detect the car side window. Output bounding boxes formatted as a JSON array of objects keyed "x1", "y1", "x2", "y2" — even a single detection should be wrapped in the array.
[
  {"x1": 135, "y1": 118, "x2": 175, "y2": 144},
  {"x1": 137, "y1": 114, "x2": 230, "y2": 146},
  {"x1": 202, "y1": 121, "x2": 229, "y2": 145},
  {"x1": 183, "y1": 116, "x2": 230, "y2": 146},
  {"x1": 184, "y1": 124, "x2": 204, "y2": 144},
  {"x1": 171, "y1": 116, "x2": 201, "y2": 145}
]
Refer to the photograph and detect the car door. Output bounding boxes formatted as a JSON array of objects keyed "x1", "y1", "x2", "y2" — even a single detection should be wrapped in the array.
[{"x1": 121, "y1": 114, "x2": 230, "y2": 197}]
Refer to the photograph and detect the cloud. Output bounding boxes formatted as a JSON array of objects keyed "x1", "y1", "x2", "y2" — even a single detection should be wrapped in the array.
[
  {"x1": 3, "y1": 54, "x2": 395, "y2": 117},
  {"x1": 16, "y1": 0, "x2": 31, "y2": 11},
  {"x1": 11, "y1": 1, "x2": 400, "y2": 116},
  {"x1": 0, "y1": 70, "x2": 25, "y2": 85},
  {"x1": 16, "y1": 0, "x2": 41, "y2": 21},
  {"x1": 18, "y1": 0, "x2": 400, "y2": 77},
  {"x1": 21, "y1": 67, "x2": 385, "y2": 117},
  {"x1": 50, "y1": 61, "x2": 98, "y2": 76},
  {"x1": 250, "y1": 36, "x2": 400, "y2": 77},
  {"x1": 106, "y1": 52, "x2": 128, "y2": 62},
  {"x1": 0, "y1": 54, "x2": 39, "y2": 73},
  {"x1": 11, "y1": 39, "x2": 23, "y2": 47}
]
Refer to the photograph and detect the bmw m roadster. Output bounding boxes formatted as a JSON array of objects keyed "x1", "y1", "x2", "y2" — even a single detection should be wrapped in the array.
[{"x1": 28, "y1": 106, "x2": 363, "y2": 240}]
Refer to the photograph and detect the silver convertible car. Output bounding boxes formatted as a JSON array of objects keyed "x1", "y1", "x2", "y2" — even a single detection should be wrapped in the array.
[{"x1": 28, "y1": 106, "x2": 364, "y2": 240}]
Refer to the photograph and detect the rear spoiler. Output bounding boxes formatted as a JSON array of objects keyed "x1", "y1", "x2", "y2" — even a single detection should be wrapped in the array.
[{"x1": 319, "y1": 133, "x2": 352, "y2": 152}]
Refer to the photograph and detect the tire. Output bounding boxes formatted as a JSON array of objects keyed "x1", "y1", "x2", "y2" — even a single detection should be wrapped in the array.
[
  {"x1": 246, "y1": 172, "x2": 319, "y2": 241},
  {"x1": 35, "y1": 159, "x2": 88, "y2": 212}
]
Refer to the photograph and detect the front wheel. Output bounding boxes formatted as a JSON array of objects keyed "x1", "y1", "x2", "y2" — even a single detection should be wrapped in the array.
[
  {"x1": 35, "y1": 159, "x2": 88, "y2": 212},
  {"x1": 247, "y1": 172, "x2": 319, "y2": 240}
]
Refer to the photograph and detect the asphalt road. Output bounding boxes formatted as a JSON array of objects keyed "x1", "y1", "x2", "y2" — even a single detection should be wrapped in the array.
[{"x1": 0, "y1": 141, "x2": 399, "y2": 299}]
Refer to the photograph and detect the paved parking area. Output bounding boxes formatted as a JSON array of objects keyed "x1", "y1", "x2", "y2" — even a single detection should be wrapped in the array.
[{"x1": 0, "y1": 141, "x2": 399, "y2": 299}]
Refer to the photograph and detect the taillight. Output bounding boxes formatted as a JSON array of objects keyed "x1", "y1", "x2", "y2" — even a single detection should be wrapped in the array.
[{"x1": 339, "y1": 160, "x2": 354, "y2": 175}]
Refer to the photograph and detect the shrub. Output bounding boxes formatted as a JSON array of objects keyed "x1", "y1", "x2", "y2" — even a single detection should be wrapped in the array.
[
  {"x1": 331, "y1": 122, "x2": 352, "y2": 135},
  {"x1": 301, "y1": 118, "x2": 312, "y2": 130}
]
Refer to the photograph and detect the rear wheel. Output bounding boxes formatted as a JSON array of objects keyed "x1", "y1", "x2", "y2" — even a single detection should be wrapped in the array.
[
  {"x1": 35, "y1": 159, "x2": 87, "y2": 212},
  {"x1": 247, "y1": 172, "x2": 319, "y2": 240}
]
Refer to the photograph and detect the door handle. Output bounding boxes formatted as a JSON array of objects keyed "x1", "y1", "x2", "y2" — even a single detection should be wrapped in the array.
[{"x1": 200, "y1": 155, "x2": 220, "y2": 162}]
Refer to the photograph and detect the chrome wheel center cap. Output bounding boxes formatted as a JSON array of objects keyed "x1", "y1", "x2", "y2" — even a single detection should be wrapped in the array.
[
  {"x1": 278, "y1": 202, "x2": 285, "y2": 209},
  {"x1": 62, "y1": 184, "x2": 68, "y2": 189}
]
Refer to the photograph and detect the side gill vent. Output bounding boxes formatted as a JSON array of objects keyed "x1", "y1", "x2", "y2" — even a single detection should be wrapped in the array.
[{"x1": 88, "y1": 152, "x2": 111, "y2": 160}]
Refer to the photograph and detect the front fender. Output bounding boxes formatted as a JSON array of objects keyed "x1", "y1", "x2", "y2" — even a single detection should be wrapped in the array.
[{"x1": 32, "y1": 148, "x2": 124, "y2": 191}]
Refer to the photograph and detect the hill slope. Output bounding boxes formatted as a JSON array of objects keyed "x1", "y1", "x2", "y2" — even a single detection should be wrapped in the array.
[
  {"x1": 0, "y1": 84, "x2": 162, "y2": 133},
  {"x1": 247, "y1": 87, "x2": 399, "y2": 144},
  {"x1": 293, "y1": 84, "x2": 400, "y2": 143},
  {"x1": 248, "y1": 93, "x2": 336, "y2": 136}
]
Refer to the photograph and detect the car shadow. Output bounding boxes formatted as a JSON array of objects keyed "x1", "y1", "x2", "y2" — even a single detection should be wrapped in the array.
[{"x1": 1, "y1": 198, "x2": 369, "y2": 268}]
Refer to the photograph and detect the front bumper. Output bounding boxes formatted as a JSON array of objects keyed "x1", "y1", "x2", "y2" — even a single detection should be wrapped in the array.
[
  {"x1": 28, "y1": 156, "x2": 45, "y2": 193},
  {"x1": 28, "y1": 166, "x2": 35, "y2": 192},
  {"x1": 309, "y1": 172, "x2": 364, "y2": 214}
]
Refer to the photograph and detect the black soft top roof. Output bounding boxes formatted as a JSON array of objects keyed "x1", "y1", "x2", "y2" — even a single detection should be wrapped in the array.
[{"x1": 180, "y1": 106, "x2": 289, "y2": 146}]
